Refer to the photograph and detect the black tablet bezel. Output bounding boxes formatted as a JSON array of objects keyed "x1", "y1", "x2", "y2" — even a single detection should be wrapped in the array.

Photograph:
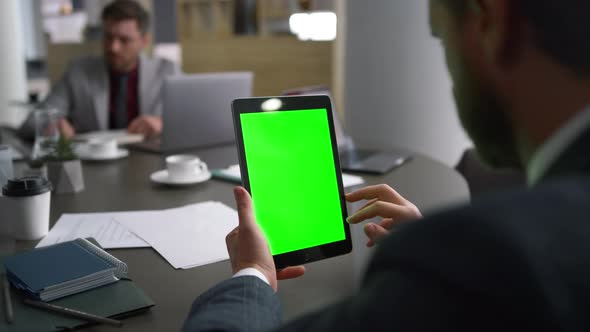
[{"x1": 231, "y1": 95, "x2": 352, "y2": 269}]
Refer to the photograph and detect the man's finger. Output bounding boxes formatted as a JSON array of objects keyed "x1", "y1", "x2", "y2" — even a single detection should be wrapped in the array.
[
  {"x1": 128, "y1": 118, "x2": 145, "y2": 133},
  {"x1": 135, "y1": 123, "x2": 147, "y2": 135},
  {"x1": 225, "y1": 226, "x2": 239, "y2": 242},
  {"x1": 277, "y1": 266, "x2": 306, "y2": 280},
  {"x1": 366, "y1": 219, "x2": 394, "y2": 247},
  {"x1": 345, "y1": 184, "x2": 405, "y2": 204},
  {"x1": 356, "y1": 198, "x2": 379, "y2": 212},
  {"x1": 378, "y1": 218, "x2": 395, "y2": 230},
  {"x1": 233, "y1": 187, "x2": 256, "y2": 230},
  {"x1": 128, "y1": 120, "x2": 138, "y2": 132},
  {"x1": 58, "y1": 119, "x2": 75, "y2": 138},
  {"x1": 364, "y1": 223, "x2": 390, "y2": 244},
  {"x1": 347, "y1": 201, "x2": 409, "y2": 224}
]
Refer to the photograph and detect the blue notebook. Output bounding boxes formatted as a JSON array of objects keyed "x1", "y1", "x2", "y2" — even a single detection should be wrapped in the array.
[{"x1": 3, "y1": 238, "x2": 127, "y2": 301}]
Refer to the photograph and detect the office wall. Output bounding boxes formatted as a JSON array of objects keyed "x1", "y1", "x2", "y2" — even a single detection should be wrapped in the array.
[
  {"x1": 0, "y1": 0, "x2": 28, "y2": 127},
  {"x1": 152, "y1": 0, "x2": 177, "y2": 43},
  {"x1": 340, "y1": 0, "x2": 471, "y2": 166},
  {"x1": 182, "y1": 37, "x2": 332, "y2": 97}
]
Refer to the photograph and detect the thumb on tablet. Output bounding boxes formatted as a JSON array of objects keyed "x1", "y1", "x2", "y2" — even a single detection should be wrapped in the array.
[
  {"x1": 234, "y1": 187, "x2": 256, "y2": 229},
  {"x1": 232, "y1": 186, "x2": 279, "y2": 290}
]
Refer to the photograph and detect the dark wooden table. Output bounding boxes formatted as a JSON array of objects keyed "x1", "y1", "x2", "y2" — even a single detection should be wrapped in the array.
[{"x1": 5, "y1": 144, "x2": 469, "y2": 331}]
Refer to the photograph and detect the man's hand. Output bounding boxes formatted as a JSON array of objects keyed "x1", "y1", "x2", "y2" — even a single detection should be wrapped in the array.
[
  {"x1": 226, "y1": 187, "x2": 305, "y2": 292},
  {"x1": 128, "y1": 115, "x2": 162, "y2": 137},
  {"x1": 58, "y1": 118, "x2": 75, "y2": 139},
  {"x1": 346, "y1": 184, "x2": 422, "y2": 247}
]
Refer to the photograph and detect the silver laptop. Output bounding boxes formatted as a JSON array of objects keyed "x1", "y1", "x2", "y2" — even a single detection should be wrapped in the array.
[
  {"x1": 282, "y1": 86, "x2": 410, "y2": 174},
  {"x1": 132, "y1": 72, "x2": 253, "y2": 153}
]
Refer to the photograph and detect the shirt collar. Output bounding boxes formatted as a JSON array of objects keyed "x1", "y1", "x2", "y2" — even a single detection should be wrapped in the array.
[
  {"x1": 109, "y1": 61, "x2": 139, "y2": 77},
  {"x1": 527, "y1": 104, "x2": 590, "y2": 186}
]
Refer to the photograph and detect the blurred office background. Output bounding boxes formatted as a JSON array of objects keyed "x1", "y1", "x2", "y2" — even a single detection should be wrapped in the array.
[{"x1": 0, "y1": 0, "x2": 471, "y2": 166}]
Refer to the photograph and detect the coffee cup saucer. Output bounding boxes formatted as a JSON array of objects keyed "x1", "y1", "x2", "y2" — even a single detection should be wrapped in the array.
[
  {"x1": 75, "y1": 146, "x2": 129, "y2": 161},
  {"x1": 150, "y1": 169, "x2": 212, "y2": 185}
]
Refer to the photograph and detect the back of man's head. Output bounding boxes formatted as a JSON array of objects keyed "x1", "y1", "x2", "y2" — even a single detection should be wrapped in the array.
[
  {"x1": 102, "y1": 0, "x2": 150, "y2": 35},
  {"x1": 445, "y1": 0, "x2": 590, "y2": 76},
  {"x1": 521, "y1": 1, "x2": 590, "y2": 76}
]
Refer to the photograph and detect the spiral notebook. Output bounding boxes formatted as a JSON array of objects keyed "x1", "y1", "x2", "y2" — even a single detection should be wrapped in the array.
[{"x1": 3, "y1": 238, "x2": 127, "y2": 301}]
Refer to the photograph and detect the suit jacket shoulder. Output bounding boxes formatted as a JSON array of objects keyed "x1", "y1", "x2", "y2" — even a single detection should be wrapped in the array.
[
  {"x1": 138, "y1": 55, "x2": 180, "y2": 117},
  {"x1": 67, "y1": 55, "x2": 105, "y2": 70},
  {"x1": 362, "y1": 176, "x2": 590, "y2": 330},
  {"x1": 140, "y1": 56, "x2": 180, "y2": 75}
]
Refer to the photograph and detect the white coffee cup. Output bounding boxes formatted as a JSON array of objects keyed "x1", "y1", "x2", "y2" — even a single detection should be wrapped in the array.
[
  {"x1": 0, "y1": 177, "x2": 52, "y2": 240},
  {"x1": 86, "y1": 138, "x2": 118, "y2": 158},
  {"x1": 166, "y1": 154, "x2": 208, "y2": 182}
]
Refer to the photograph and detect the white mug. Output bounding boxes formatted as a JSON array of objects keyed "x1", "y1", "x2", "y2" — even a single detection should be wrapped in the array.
[
  {"x1": 0, "y1": 177, "x2": 52, "y2": 240},
  {"x1": 86, "y1": 138, "x2": 118, "y2": 158},
  {"x1": 166, "y1": 155, "x2": 208, "y2": 182}
]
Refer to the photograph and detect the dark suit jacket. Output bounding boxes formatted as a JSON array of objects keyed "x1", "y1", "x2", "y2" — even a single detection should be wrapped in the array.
[{"x1": 183, "y1": 129, "x2": 590, "y2": 332}]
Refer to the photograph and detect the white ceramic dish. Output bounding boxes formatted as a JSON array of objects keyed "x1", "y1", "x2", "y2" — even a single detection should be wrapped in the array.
[
  {"x1": 76, "y1": 147, "x2": 129, "y2": 161},
  {"x1": 150, "y1": 169, "x2": 212, "y2": 185}
]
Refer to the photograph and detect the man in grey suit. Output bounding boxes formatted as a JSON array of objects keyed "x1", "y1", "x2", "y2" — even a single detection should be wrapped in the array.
[
  {"x1": 184, "y1": 0, "x2": 590, "y2": 331},
  {"x1": 19, "y1": 0, "x2": 179, "y2": 139}
]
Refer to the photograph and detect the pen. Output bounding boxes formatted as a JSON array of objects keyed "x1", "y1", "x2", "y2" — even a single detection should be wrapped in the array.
[
  {"x1": 2, "y1": 274, "x2": 13, "y2": 324},
  {"x1": 23, "y1": 298, "x2": 123, "y2": 327}
]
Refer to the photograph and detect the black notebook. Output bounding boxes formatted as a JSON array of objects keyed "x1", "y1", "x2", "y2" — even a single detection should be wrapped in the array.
[{"x1": 0, "y1": 274, "x2": 155, "y2": 331}]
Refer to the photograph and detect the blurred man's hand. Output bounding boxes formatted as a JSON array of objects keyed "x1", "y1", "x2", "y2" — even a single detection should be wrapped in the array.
[
  {"x1": 128, "y1": 115, "x2": 162, "y2": 137},
  {"x1": 58, "y1": 118, "x2": 75, "y2": 139}
]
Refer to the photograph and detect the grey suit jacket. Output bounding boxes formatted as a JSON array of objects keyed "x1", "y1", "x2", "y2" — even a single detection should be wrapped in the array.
[
  {"x1": 18, "y1": 54, "x2": 180, "y2": 139},
  {"x1": 182, "y1": 128, "x2": 590, "y2": 332}
]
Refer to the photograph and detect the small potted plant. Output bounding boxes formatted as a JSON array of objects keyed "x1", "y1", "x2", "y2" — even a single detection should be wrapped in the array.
[{"x1": 44, "y1": 136, "x2": 84, "y2": 194}]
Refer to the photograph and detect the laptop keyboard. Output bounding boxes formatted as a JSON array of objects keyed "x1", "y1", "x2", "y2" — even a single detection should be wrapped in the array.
[
  {"x1": 339, "y1": 148, "x2": 409, "y2": 174},
  {"x1": 339, "y1": 150, "x2": 375, "y2": 161}
]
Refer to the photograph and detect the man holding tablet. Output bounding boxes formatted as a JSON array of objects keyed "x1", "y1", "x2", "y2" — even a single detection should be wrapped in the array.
[{"x1": 184, "y1": 0, "x2": 590, "y2": 331}]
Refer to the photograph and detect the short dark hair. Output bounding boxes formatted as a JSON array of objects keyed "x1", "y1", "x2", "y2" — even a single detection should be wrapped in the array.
[
  {"x1": 102, "y1": 0, "x2": 150, "y2": 34},
  {"x1": 443, "y1": 0, "x2": 590, "y2": 76}
]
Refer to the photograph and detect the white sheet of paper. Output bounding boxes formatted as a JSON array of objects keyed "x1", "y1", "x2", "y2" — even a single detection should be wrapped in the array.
[
  {"x1": 216, "y1": 164, "x2": 365, "y2": 188},
  {"x1": 341, "y1": 173, "x2": 365, "y2": 188},
  {"x1": 36, "y1": 213, "x2": 149, "y2": 249},
  {"x1": 114, "y1": 201, "x2": 238, "y2": 269}
]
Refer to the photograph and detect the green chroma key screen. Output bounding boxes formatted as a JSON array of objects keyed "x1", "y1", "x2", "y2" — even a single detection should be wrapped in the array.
[{"x1": 240, "y1": 109, "x2": 346, "y2": 255}]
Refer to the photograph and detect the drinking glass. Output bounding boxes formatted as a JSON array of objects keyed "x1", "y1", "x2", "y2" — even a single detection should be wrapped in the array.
[
  {"x1": 31, "y1": 108, "x2": 62, "y2": 160},
  {"x1": 0, "y1": 144, "x2": 14, "y2": 187}
]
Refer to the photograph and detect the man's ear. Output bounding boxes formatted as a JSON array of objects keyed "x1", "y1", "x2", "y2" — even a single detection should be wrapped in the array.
[
  {"x1": 141, "y1": 32, "x2": 152, "y2": 49},
  {"x1": 472, "y1": 0, "x2": 521, "y2": 67}
]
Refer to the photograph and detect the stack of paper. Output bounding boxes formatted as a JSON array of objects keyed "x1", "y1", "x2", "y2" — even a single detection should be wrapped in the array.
[
  {"x1": 115, "y1": 202, "x2": 237, "y2": 269},
  {"x1": 37, "y1": 202, "x2": 238, "y2": 270},
  {"x1": 36, "y1": 212, "x2": 150, "y2": 249}
]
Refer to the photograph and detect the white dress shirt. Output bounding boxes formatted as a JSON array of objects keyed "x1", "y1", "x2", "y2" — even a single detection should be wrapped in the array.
[
  {"x1": 233, "y1": 267, "x2": 270, "y2": 286},
  {"x1": 527, "y1": 105, "x2": 590, "y2": 186}
]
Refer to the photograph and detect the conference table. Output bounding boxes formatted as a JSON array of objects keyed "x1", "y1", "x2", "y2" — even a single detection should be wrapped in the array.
[{"x1": 9, "y1": 143, "x2": 469, "y2": 331}]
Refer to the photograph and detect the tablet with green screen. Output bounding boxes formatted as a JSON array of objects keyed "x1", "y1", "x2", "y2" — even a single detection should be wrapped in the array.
[{"x1": 232, "y1": 95, "x2": 352, "y2": 268}]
